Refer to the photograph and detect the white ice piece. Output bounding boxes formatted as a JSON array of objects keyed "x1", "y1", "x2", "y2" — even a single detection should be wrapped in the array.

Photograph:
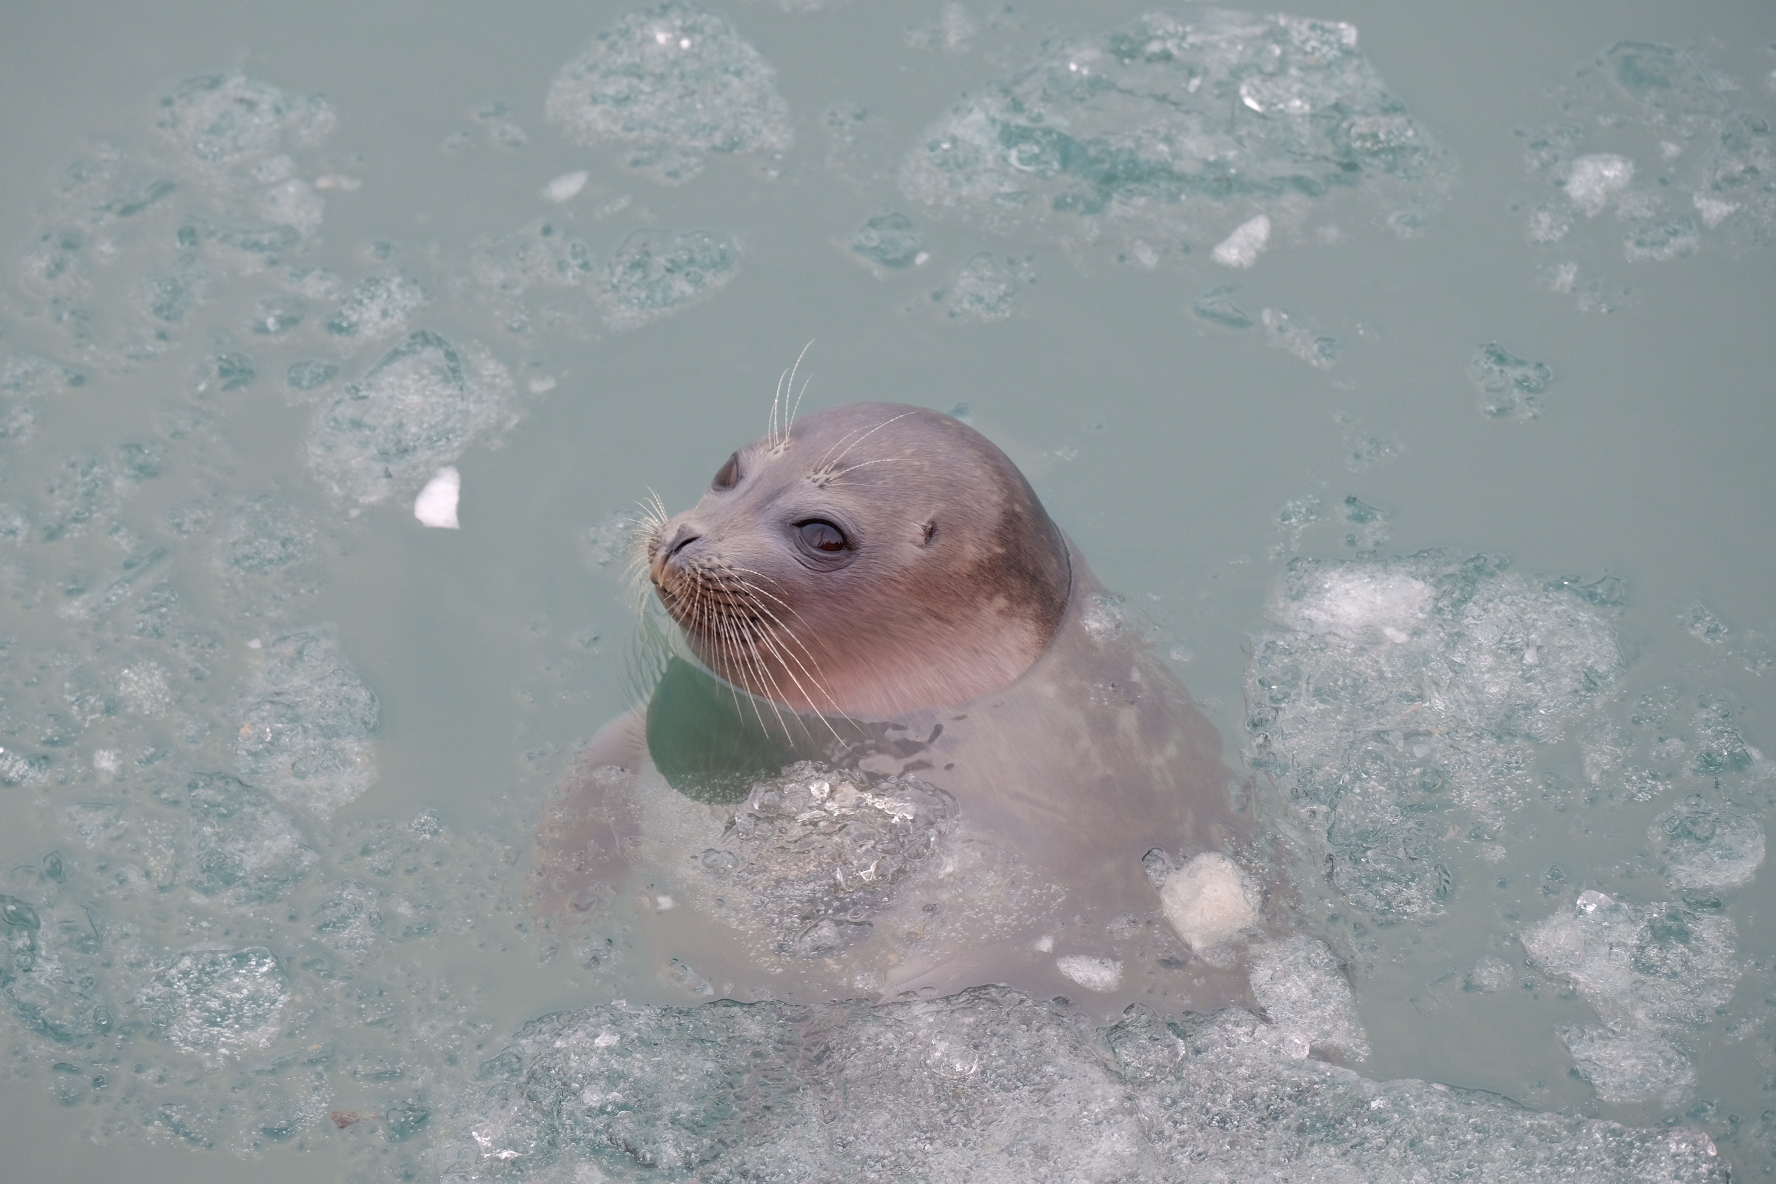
[
  {"x1": 1212, "y1": 214, "x2": 1271, "y2": 268},
  {"x1": 544, "y1": 170, "x2": 590, "y2": 203},
  {"x1": 1565, "y1": 154, "x2": 1634, "y2": 216},
  {"x1": 414, "y1": 466, "x2": 462, "y2": 529},
  {"x1": 1160, "y1": 852, "x2": 1260, "y2": 951},
  {"x1": 1054, "y1": 954, "x2": 1123, "y2": 992}
]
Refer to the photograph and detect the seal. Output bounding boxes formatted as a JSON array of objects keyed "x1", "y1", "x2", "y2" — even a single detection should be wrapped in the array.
[{"x1": 535, "y1": 402, "x2": 1254, "y2": 1010}]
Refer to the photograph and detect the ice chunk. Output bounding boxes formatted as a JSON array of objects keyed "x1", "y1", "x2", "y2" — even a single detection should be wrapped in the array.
[
  {"x1": 1159, "y1": 851, "x2": 1260, "y2": 951},
  {"x1": 1194, "y1": 284, "x2": 1254, "y2": 328},
  {"x1": 945, "y1": 252, "x2": 1029, "y2": 322},
  {"x1": 1565, "y1": 153, "x2": 1635, "y2": 216},
  {"x1": 1248, "y1": 935, "x2": 1368, "y2": 1060},
  {"x1": 138, "y1": 946, "x2": 288, "y2": 1058},
  {"x1": 545, "y1": 2, "x2": 793, "y2": 184},
  {"x1": 156, "y1": 74, "x2": 335, "y2": 176},
  {"x1": 1649, "y1": 796, "x2": 1765, "y2": 891},
  {"x1": 1469, "y1": 341, "x2": 1553, "y2": 421},
  {"x1": 1248, "y1": 553, "x2": 1623, "y2": 919},
  {"x1": 234, "y1": 627, "x2": 379, "y2": 817},
  {"x1": 1523, "y1": 890, "x2": 1738, "y2": 1104},
  {"x1": 1212, "y1": 214, "x2": 1271, "y2": 268},
  {"x1": 1261, "y1": 307, "x2": 1341, "y2": 369},
  {"x1": 305, "y1": 329, "x2": 516, "y2": 507},
  {"x1": 600, "y1": 228, "x2": 739, "y2": 327},
  {"x1": 0, "y1": 861, "x2": 112, "y2": 1045},
  {"x1": 849, "y1": 210, "x2": 924, "y2": 269},
  {"x1": 1623, "y1": 215, "x2": 1699, "y2": 262},
  {"x1": 285, "y1": 360, "x2": 337, "y2": 391},
  {"x1": 413, "y1": 466, "x2": 462, "y2": 529},
  {"x1": 1518, "y1": 40, "x2": 1776, "y2": 294},
  {"x1": 324, "y1": 274, "x2": 428, "y2": 340},
  {"x1": 901, "y1": 10, "x2": 1454, "y2": 252},
  {"x1": 184, "y1": 773, "x2": 319, "y2": 906},
  {"x1": 543, "y1": 169, "x2": 589, "y2": 202},
  {"x1": 1055, "y1": 954, "x2": 1123, "y2": 992},
  {"x1": 680, "y1": 763, "x2": 955, "y2": 960},
  {"x1": 1560, "y1": 1025, "x2": 1695, "y2": 1106},
  {"x1": 450, "y1": 987, "x2": 1725, "y2": 1181}
]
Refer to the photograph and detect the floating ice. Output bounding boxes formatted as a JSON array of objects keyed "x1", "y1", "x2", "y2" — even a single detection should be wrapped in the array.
[
  {"x1": 156, "y1": 74, "x2": 336, "y2": 178},
  {"x1": 325, "y1": 274, "x2": 428, "y2": 340},
  {"x1": 542, "y1": 170, "x2": 589, "y2": 202},
  {"x1": 234, "y1": 627, "x2": 379, "y2": 817},
  {"x1": 1261, "y1": 307, "x2": 1340, "y2": 369},
  {"x1": 1469, "y1": 341, "x2": 1553, "y2": 421},
  {"x1": 944, "y1": 252, "x2": 1029, "y2": 322},
  {"x1": 849, "y1": 210, "x2": 925, "y2": 269},
  {"x1": 1247, "y1": 935, "x2": 1368, "y2": 1060},
  {"x1": 1248, "y1": 552, "x2": 1623, "y2": 919},
  {"x1": 305, "y1": 329, "x2": 516, "y2": 507},
  {"x1": 1194, "y1": 284, "x2": 1254, "y2": 328},
  {"x1": 1054, "y1": 954, "x2": 1123, "y2": 992},
  {"x1": 449, "y1": 987, "x2": 1724, "y2": 1181},
  {"x1": 1212, "y1": 213, "x2": 1271, "y2": 268},
  {"x1": 545, "y1": 2, "x2": 793, "y2": 184},
  {"x1": 414, "y1": 466, "x2": 462, "y2": 529},
  {"x1": 665, "y1": 763, "x2": 955, "y2": 960},
  {"x1": 600, "y1": 228, "x2": 738, "y2": 327},
  {"x1": 1523, "y1": 890, "x2": 1738, "y2": 1104},
  {"x1": 1649, "y1": 795, "x2": 1765, "y2": 892},
  {"x1": 1160, "y1": 851, "x2": 1260, "y2": 951},
  {"x1": 1566, "y1": 153, "x2": 1635, "y2": 216},
  {"x1": 901, "y1": 9, "x2": 1454, "y2": 254},
  {"x1": 138, "y1": 946, "x2": 289, "y2": 1058},
  {"x1": 1518, "y1": 40, "x2": 1776, "y2": 293},
  {"x1": 185, "y1": 773, "x2": 320, "y2": 907}
]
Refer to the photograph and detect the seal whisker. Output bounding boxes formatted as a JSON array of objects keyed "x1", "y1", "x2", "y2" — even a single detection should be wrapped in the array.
[
  {"x1": 727, "y1": 583, "x2": 853, "y2": 740},
  {"x1": 824, "y1": 411, "x2": 915, "y2": 473}
]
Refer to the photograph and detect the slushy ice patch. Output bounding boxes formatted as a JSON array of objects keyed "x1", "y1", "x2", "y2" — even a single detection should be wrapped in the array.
[
  {"x1": 1524, "y1": 890, "x2": 1739, "y2": 1105},
  {"x1": 234, "y1": 628, "x2": 379, "y2": 818},
  {"x1": 600, "y1": 228, "x2": 739, "y2": 327},
  {"x1": 447, "y1": 987, "x2": 1723, "y2": 1182},
  {"x1": 1247, "y1": 552, "x2": 1624, "y2": 919},
  {"x1": 901, "y1": 9, "x2": 1454, "y2": 256},
  {"x1": 305, "y1": 330, "x2": 517, "y2": 507},
  {"x1": 546, "y1": 2, "x2": 793, "y2": 184},
  {"x1": 1519, "y1": 41, "x2": 1776, "y2": 303}
]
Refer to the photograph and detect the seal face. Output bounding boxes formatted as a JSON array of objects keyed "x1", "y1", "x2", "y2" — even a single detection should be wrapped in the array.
[
  {"x1": 647, "y1": 402, "x2": 1071, "y2": 718},
  {"x1": 537, "y1": 401, "x2": 1251, "y2": 1012}
]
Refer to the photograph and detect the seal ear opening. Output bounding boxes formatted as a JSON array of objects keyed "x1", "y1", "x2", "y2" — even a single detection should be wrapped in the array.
[{"x1": 919, "y1": 519, "x2": 938, "y2": 546}]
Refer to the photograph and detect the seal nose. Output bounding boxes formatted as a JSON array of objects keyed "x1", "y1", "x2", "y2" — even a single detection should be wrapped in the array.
[{"x1": 661, "y1": 523, "x2": 701, "y2": 564}]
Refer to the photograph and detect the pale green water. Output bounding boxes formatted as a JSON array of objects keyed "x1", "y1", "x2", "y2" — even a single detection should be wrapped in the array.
[{"x1": 0, "y1": 0, "x2": 1773, "y2": 1179}]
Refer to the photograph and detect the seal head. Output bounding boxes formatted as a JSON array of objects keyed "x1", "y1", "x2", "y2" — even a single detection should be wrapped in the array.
[{"x1": 649, "y1": 402, "x2": 1071, "y2": 718}]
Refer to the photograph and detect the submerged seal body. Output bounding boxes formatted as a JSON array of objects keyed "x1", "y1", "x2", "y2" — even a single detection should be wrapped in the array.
[{"x1": 536, "y1": 403, "x2": 1252, "y2": 1008}]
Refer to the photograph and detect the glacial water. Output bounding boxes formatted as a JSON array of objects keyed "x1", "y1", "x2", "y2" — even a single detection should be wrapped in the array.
[{"x1": 1, "y1": 0, "x2": 1773, "y2": 1180}]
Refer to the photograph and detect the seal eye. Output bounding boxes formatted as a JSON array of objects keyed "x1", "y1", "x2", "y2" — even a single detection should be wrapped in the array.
[
  {"x1": 796, "y1": 520, "x2": 847, "y2": 554},
  {"x1": 712, "y1": 452, "x2": 742, "y2": 491}
]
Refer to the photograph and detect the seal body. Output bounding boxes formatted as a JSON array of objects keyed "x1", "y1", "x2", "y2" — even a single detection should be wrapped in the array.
[{"x1": 536, "y1": 403, "x2": 1250, "y2": 1010}]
